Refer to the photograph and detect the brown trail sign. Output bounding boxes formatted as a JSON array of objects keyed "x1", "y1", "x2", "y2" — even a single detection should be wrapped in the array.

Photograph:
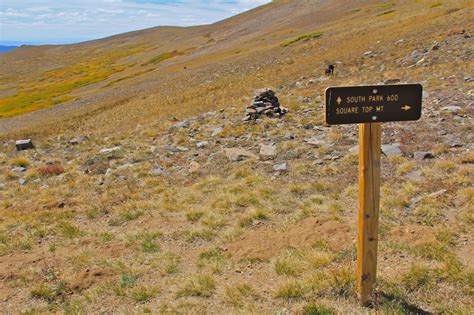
[
  {"x1": 326, "y1": 84, "x2": 422, "y2": 125},
  {"x1": 325, "y1": 84, "x2": 423, "y2": 305}
]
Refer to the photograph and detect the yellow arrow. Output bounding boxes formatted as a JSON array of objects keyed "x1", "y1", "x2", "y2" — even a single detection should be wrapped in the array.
[
  {"x1": 337, "y1": 97, "x2": 342, "y2": 105},
  {"x1": 402, "y1": 105, "x2": 412, "y2": 111}
]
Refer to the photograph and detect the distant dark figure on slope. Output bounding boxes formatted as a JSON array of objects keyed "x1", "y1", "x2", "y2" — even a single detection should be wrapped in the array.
[{"x1": 325, "y1": 64, "x2": 335, "y2": 76}]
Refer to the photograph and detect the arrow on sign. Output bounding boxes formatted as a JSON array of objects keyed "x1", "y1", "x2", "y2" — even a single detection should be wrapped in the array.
[
  {"x1": 401, "y1": 105, "x2": 412, "y2": 111},
  {"x1": 337, "y1": 97, "x2": 342, "y2": 105}
]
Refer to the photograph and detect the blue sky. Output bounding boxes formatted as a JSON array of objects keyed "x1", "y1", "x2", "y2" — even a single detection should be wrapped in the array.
[{"x1": 0, "y1": 0, "x2": 271, "y2": 46}]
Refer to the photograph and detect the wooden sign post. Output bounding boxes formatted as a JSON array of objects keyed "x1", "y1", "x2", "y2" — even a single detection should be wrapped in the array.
[
  {"x1": 357, "y1": 122, "x2": 381, "y2": 305},
  {"x1": 325, "y1": 84, "x2": 422, "y2": 305}
]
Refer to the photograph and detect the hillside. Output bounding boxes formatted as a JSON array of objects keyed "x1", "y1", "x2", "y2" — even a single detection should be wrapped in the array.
[{"x1": 0, "y1": 0, "x2": 473, "y2": 313}]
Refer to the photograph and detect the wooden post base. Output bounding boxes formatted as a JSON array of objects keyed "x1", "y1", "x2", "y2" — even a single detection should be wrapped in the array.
[{"x1": 357, "y1": 123, "x2": 381, "y2": 306}]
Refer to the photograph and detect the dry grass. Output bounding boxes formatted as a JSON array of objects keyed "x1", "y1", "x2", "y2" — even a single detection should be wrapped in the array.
[{"x1": 0, "y1": 0, "x2": 473, "y2": 313}]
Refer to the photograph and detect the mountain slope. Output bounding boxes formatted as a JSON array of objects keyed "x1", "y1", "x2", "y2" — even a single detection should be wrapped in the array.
[{"x1": 0, "y1": 0, "x2": 382, "y2": 120}]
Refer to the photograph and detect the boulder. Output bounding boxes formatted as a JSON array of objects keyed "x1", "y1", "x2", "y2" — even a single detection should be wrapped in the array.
[
  {"x1": 259, "y1": 144, "x2": 277, "y2": 160},
  {"x1": 224, "y1": 148, "x2": 257, "y2": 162},
  {"x1": 15, "y1": 139, "x2": 35, "y2": 151}
]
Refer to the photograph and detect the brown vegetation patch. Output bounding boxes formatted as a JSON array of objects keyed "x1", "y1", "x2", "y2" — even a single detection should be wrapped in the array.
[
  {"x1": 227, "y1": 217, "x2": 352, "y2": 261},
  {"x1": 70, "y1": 268, "x2": 114, "y2": 292},
  {"x1": 389, "y1": 225, "x2": 437, "y2": 246}
]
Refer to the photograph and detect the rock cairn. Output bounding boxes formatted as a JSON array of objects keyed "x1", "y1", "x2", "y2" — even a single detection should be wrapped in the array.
[{"x1": 243, "y1": 89, "x2": 288, "y2": 122}]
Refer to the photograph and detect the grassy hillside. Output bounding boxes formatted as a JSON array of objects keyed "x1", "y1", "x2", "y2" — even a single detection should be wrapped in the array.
[{"x1": 0, "y1": 0, "x2": 473, "y2": 313}]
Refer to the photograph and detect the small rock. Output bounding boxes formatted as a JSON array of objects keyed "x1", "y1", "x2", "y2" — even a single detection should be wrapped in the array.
[
  {"x1": 382, "y1": 144, "x2": 403, "y2": 157},
  {"x1": 413, "y1": 151, "x2": 434, "y2": 161},
  {"x1": 441, "y1": 106, "x2": 462, "y2": 115},
  {"x1": 105, "y1": 168, "x2": 113, "y2": 177},
  {"x1": 12, "y1": 166, "x2": 26, "y2": 173},
  {"x1": 284, "y1": 133, "x2": 295, "y2": 140},
  {"x1": 170, "y1": 120, "x2": 190, "y2": 130},
  {"x1": 349, "y1": 145, "x2": 359, "y2": 154},
  {"x1": 99, "y1": 146, "x2": 122, "y2": 154},
  {"x1": 273, "y1": 163, "x2": 288, "y2": 172},
  {"x1": 259, "y1": 144, "x2": 277, "y2": 160},
  {"x1": 305, "y1": 137, "x2": 324, "y2": 147},
  {"x1": 444, "y1": 135, "x2": 463, "y2": 147},
  {"x1": 429, "y1": 189, "x2": 447, "y2": 198},
  {"x1": 189, "y1": 161, "x2": 201, "y2": 173},
  {"x1": 224, "y1": 148, "x2": 257, "y2": 162},
  {"x1": 18, "y1": 178, "x2": 26, "y2": 185},
  {"x1": 164, "y1": 145, "x2": 189, "y2": 153},
  {"x1": 196, "y1": 141, "x2": 209, "y2": 148},
  {"x1": 314, "y1": 159, "x2": 324, "y2": 165},
  {"x1": 0, "y1": 183, "x2": 5, "y2": 190},
  {"x1": 69, "y1": 136, "x2": 87, "y2": 145},
  {"x1": 384, "y1": 79, "x2": 401, "y2": 85},
  {"x1": 15, "y1": 139, "x2": 35, "y2": 151},
  {"x1": 153, "y1": 167, "x2": 164, "y2": 176},
  {"x1": 211, "y1": 127, "x2": 224, "y2": 137}
]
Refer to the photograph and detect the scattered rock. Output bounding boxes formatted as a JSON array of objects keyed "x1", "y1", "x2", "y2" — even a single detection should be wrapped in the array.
[
  {"x1": 15, "y1": 139, "x2": 35, "y2": 151},
  {"x1": 441, "y1": 106, "x2": 462, "y2": 115},
  {"x1": 305, "y1": 137, "x2": 324, "y2": 147},
  {"x1": 12, "y1": 166, "x2": 26, "y2": 173},
  {"x1": 69, "y1": 136, "x2": 87, "y2": 145},
  {"x1": 164, "y1": 145, "x2": 189, "y2": 153},
  {"x1": 429, "y1": 189, "x2": 447, "y2": 198},
  {"x1": 382, "y1": 144, "x2": 403, "y2": 157},
  {"x1": 99, "y1": 146, "x2": 122, "y2": 154},
  {"x1": 196, "y1": 141, "x2": 209, "y2": 148},
  {"x1": 169, "y1": 120, "x2": 190, "y2": 131},
  {"x1": 211, "y1": 127, "x2": 224, "y2": 137},
  {"x1": 349, "y1": 145, "x2": 359, "y2": 154},
  {"x1": 224, "y1": 148, "x2": 257, "y2": 162},
  {"x1": 153, "y1": 167, "x2": 164, "y2": 176},
  {"x1": 384, "y1": 79, "x2": 401, "y2": 85},
  {"x1": 243, "y1": 89, "x2": 288, "y2": 122},
  {"x1": 273, "y1": 163, "x2": 288, "y2": 172},
  {"x1": 284, "y1": 133, "x2": 295, "y2": 140},
  {"x1": 444, "y1": 135, "x2": 463, "y2": 147},
  {"x1": 18, "y1": 178, "x2": 26, "y2": 185},
  {"x1": 189, "y1": 161, "x2": 201, "y2": 173},
  {"x1": 259, "y1": 144, "x2": 277, "y2": 160},
  {"x1": 413, "y1": 151, "x2": 434, "y2": 160}
]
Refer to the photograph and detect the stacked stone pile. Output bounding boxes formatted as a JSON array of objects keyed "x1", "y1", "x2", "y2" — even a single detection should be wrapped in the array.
[{"x1": 243, "y1": 89, "x2": 288, "y2": 122}]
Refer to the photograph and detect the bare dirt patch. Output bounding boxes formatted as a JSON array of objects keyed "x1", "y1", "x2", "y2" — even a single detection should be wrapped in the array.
[{"x1": 228, "y1": 217, "x2": 352, "y2": 261}]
